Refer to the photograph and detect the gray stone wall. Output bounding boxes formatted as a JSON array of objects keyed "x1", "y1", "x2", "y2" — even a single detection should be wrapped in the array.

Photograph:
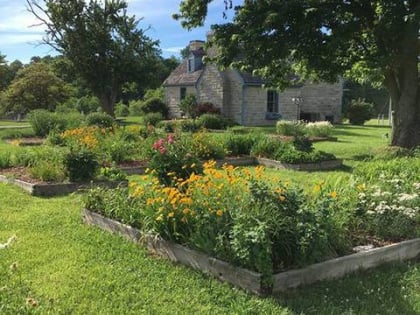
[
  {"x1": 222, "y1": 69, "x2": 243, "y2": 123},
  {"x1": 197, "y1": 65, "x2": 224, "y2": 110},
  {"x1": 165, "y1": 86, "x2": 197, "y2": 118}
]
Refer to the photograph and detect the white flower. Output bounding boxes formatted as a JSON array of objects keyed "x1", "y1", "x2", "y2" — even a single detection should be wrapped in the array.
[
  {"x1": 398, "y1": 193, "x2": 418, "y2": 202},
  {"x1": 413, "y1": 183, "x2": 420, "y2": 190}
]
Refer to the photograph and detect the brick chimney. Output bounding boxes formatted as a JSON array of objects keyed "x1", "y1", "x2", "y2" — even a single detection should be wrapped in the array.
[{"x1": 189, "y1": 40, "x2": 205, "y2": 52}]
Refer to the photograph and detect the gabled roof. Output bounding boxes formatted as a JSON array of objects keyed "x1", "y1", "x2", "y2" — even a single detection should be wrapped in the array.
[
  {"x1": 239, "y1": 72, "x2": 266, "y2": 86},
  {"x1": 162, "y1": 59, "x2": 203, "y2": 87}
]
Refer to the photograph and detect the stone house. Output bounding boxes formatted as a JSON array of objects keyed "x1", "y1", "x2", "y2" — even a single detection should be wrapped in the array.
[{"x1": 163, "y1": 39, "x2": 343, "y2": 126}]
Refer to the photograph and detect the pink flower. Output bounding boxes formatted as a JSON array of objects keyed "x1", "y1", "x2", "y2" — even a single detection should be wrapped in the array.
[
  {"x1": 153, "y1": 138, "x2": 165, "y2": 150},
  {"x1": 167, "y1": 134, "x2": 174, "y2": 144},
  {"x1": 159, "y1": 147, "x2": 167, "y2": 154}
]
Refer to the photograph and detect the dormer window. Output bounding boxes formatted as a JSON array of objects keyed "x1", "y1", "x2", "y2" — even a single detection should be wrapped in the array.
[{"x1": 187, "y1": 57, "x2": 194, "y2": 73}]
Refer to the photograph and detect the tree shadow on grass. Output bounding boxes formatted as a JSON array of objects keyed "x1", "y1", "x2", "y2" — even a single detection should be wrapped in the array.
[{"x1": 272, "y1": 259, "x2": 420, "y2": 315}]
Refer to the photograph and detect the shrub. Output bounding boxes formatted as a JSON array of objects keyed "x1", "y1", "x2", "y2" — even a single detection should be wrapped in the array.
[
  {"x1": 141, "y1": 97, "x2": 169, "y2": 118},
  {"x1": 347, "y1": 98, "x2": 374, "y2": 125},
  {"x1": 64, "y1": 149, "x2": 99, "y2": 182},
  {"x1": 179, "y1": 94, "x2": 197, "y2": 118},
  {"x1": 304, "y1": 121, "x2": 334, "y2": 137},
  {"x1": 196, "y1": 102, "x2": 221, "y2": 116},
  {"x1": 292, "y1": 136, "x2": 313, "y2": 152},
  {"x1": 276, "y1": 120, "x2": 305, "y2": 136},
  {"x1": 250, "y1": 136, "x2": 284, "y2": 158},
  {"x1": 191, "y1": 132, "x2": 225, "y2": 160},
  {"x1": 179, "y1": 119, "x2": 200, "y2": 132},
  {"x1": 85, "y1": 112, "x2": 115, "y2": 128},
  {"x1": 75, "y1": 95, "x2": 101, "y2": 114},
  {"x1": 115, "y1": 102, "x2": 130, "y2": 117},
  {"x1": 196, "y1": 114, "x2": 231, "y2": 130},
  {"x1": 28, "y1": 110, "x2": 66, "y2": 137},
  {"x1": 128, "y1": 100, "x2": 143, "y2": 116},
  {"x1": 157, "y1": 120, "x2": 178, "y2": 133},
  {"x1": 29, "y1": 160, "x2": 65, "y2": 182},
  {"x1": 147, "y1": 134, "x2": 203, "y2": 186},
  {"x1": 224, "y1": 133, "x2": 263, "y2": 156},
  {"x1": 142, "y1": 112, "x2": 163, "y2": 127}
]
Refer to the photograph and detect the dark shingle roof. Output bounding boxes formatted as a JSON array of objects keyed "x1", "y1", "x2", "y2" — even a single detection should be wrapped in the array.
[
  {"x1": 239, "y1": 72, "x2": 266, "y2": 86},
  {"x1": 162, "y1": 59, "x2": 203, "y2": 87}
]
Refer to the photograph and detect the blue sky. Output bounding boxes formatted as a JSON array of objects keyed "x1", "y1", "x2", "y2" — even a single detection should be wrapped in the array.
[{"x1": 0, "y1": 0, "x2": 241, "y2": 64}]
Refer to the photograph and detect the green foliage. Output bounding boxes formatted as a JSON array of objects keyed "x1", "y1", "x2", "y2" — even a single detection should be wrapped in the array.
[
  {"x1": 347, "y1": 98, "x2": 374, "y2": 125},
  {"x1": 141, "y1": 97, "x2": 168, "y2": 117},
  {"x1": 64, "y1": 148, "x2": 99, "y2": 182},
  {"x1": 143, "y1": 87, "x2": 164, "y2": 101},
  {"x1": 1, "y1": 62, "x2": 74, "y2": 116},
  {"x1": 85, "y1": 112, "x2": 115, "y2": 128},
  {"x1": 115, "y1": 102, "x2": 130, "y2": 117},
  {"x1": 305, "y1": 121, "x2": 334, "y2": 137},
  {"x1": 191, "y1": 132, "x2": 225, "y2": 160},
  {"x1": 179, "y1": 94, "x2": 197, "y2": 118},
  {"x1": 224, "y1": 133, "x2": 263, "y2": 156},
  {"x1": 250, "y1": 136, "x2": 283, "y2": 158},
  {"x1": 179, "y1": 119, "x2": 200, "y2": 132},
  {"x1": 276, "y1": 120, "x2": 305, "y2": 136},
  {"x1": 353, "y1": 158, "x2": 420, "y2": 241},
  {"x1": 196, "y1": 113, "x2": 232, "y2": 130},
  {"x1": 196, "y1": 102, "x2": 221, "y2": 116},
  {"x1": 29, "y1": 160, "x2": 65, "y2": 182},
  {"x1": 142, "y1": 112, "x2": 163, "y2": 127},
  {"x1": 0, "y1": 151, "x2": 12, "y2": 168},
  {"x1": 75, "y1": 95, "x2": 101, "y2": 114},
  {"x1": 292, "y1": 136, "x2": 313, "y2": 153},
  {"x1": 28, "y1": 109, "x2": 66, "y2": 137},
  {"x1": 99, "y1": 164, "x2": 127, "y2": 181},
  {"x1": 28, "y1": 109, "x2": 84, "y2": 137},
  {"x1": 148, "y1": 134, "x2": 203, "y2": 186},
  {"x1": 128, "y1": 99, "x2": 143, "y2": 116}
]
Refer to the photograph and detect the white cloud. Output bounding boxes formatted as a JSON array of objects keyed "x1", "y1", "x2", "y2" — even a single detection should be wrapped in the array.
[{"x1": 162, "y1": 46, "x2": 183, "y2": 53}]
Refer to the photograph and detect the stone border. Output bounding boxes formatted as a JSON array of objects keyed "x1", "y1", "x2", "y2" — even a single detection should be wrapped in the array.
[
  {"x1": 0, "y1": 175, "x2": 127, "y2": 197},
  {"x1": 81, "y1": 209, "x2": 420, "y2": 295},
  {"x1": 257, "y1": 157, "x2": 343, "y2": 171}
]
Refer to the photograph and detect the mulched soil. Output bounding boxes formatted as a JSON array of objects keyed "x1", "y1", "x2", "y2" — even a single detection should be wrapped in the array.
[
  {"x1": 0, "y1": 166, "x2": 41, "y2": 184},
  {"x1": 5, "y1": 137, "x2": 45, "y2": 146}
]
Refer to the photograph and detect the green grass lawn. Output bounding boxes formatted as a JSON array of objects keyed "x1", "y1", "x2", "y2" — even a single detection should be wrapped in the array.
[{"x1": 0, "y1": 120, "x2": 30, "y2": 128}]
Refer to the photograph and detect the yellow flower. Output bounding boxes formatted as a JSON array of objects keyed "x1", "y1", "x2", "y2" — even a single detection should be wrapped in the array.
[
  {"x1": 156, "y1": 215, "x2": 163, "y2": 221},
  {"x1": 357, "y1": 183, "x2": 366, "y2": 191},
  {"x1": 279, "y1": 195, "x2": 286, "y2": 202},
  {"x1": 129, "y1": 182, "x2": 137, "y2": 188},
  {"x1": 182, "y1": 208, "x2": 189, "y2": 215},
  {"x1": 313, "y1": 185, "x2": 321, "y2": 193},
  {"x1": 168, "y1": 212, "x2": 175, "y2": 218},
  {"x1": 216, "y1": 210, "x2": 223, "y2": 217},
  {"x1": 330, "y1": 191, "x2": 337, "y2": 198}
]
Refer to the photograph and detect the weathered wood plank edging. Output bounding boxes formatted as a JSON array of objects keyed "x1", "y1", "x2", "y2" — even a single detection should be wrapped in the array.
[
  {"x1": 81, "y1": 209, "x2": 265, "y2": 295},
  {"x1": 0, "y1": 175, "x2": 127, "y2": 197},
  {"x1": 257, "y1": 157, "x2": 343, "y2": 171},
  {"x1": 81, "y1": 209, "x2": 420, "y2": 295}
]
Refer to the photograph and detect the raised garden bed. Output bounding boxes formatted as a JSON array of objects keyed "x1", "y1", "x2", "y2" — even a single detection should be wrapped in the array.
[
  {"x1": 0, "y1": 172, "x2": 127, "y2": 197},
  {"x1": 257, "y1": 157, "x2": 343, "y2": 171},
  {"x1": 5, "y1": 137, "x2": 45, "y2": 146},
  {"x1": 82, "y1": 209, "x2": 420, "y2": 296}
]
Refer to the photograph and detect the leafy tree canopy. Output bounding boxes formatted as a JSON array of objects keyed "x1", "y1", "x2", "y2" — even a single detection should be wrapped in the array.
[
  {"x1": 1, "y1": 62, "x2": 74, "y2": 117},
  {"x1": 175, "y1": 0, "x2": 420, "y2": 148},
  {"x1": 27, "y1": 0, "x2": 162, "y2": 116}
]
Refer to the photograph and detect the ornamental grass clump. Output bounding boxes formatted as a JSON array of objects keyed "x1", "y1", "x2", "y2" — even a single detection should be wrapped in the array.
[
  {"x1": 304, "y1": 121, "x2": 334, "y2": 137},
  {"x1": 276, "y1": 120, "x2": 305, "y2": 136}
]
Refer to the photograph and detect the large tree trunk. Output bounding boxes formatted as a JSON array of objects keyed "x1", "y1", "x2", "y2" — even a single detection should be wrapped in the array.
[
  {"x1": 98, "y1": 91, "x2": 116, "y2": 117},
  {"x1": 384, "y1": 23, "x2": 420, "y2": 149}
]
